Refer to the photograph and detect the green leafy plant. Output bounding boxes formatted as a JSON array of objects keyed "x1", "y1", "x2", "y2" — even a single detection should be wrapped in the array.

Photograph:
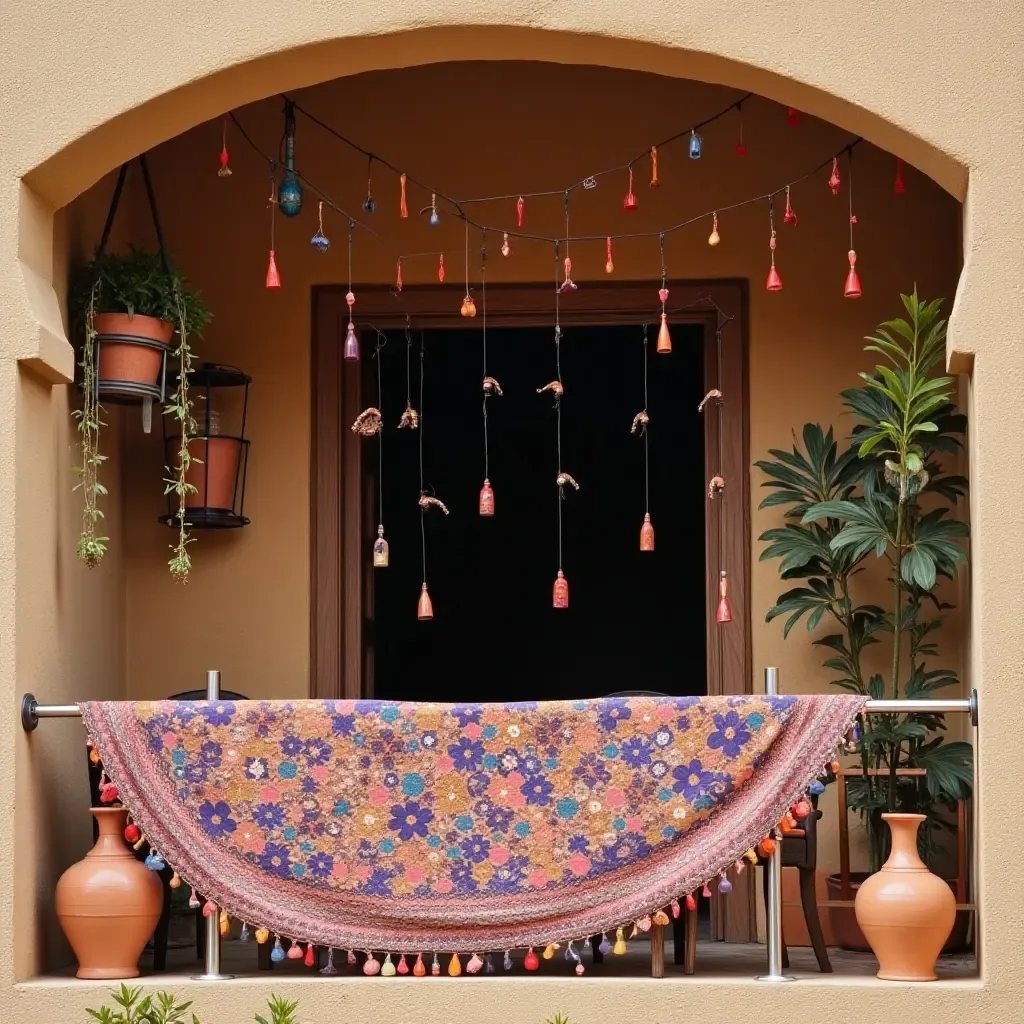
[
  {"x1": 255, "y1": 995, "x2": 300, "y2": 1024},
  {"x1": 86, "y1": 985, "x2": 199, "y2": 1024},
  {"x1": 757, "y1": 290, "x2": 972, "y2": 872}
]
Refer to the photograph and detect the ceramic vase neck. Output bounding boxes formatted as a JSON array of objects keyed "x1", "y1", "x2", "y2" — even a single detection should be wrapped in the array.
[
  {"x1": 881, "y1": 812, "x2": 926, "y2": 871},
  {"x1": 88, "y1": 807, "x2": 130, "y2": 858}
]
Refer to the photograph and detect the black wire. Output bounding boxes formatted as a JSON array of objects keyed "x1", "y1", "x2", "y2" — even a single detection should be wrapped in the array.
[
  {"x1": 481, "y1": 243, "x2": 489, "y2": 482},
  {"x1": 848, "y1": 147, "x2": 855, "y2": 250},
  {"x1": 554, "y1": 243, "x2": 563, "y2": 573},
  {"x1": 373, "y1": 330, "x2": 386, "y2": 527},
  {"x1": 643, "y1": 324, "x2": 650, "y2": 515},
  {"x1": 419, "y1": 330, "x2": 427, "y2": 584},
  {"x1": 404, "y1": 316, "x2": 413, "y2": 409}
]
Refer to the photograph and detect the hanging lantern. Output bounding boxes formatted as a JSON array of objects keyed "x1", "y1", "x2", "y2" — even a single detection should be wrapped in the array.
[
  {"x1": 516, "y1": 196, "x2": 524, "y2": 227},
  {"x1": 640, "y1": 513, "x2": 655, "y2": 552},
  {"x1": 649, "y1": 147, "x2": 659, "y2": 188},
  {"x1": 844, "y1": 249, "x2": 862, "y2": 298},
  {"x1": 373, "y1": 525, "x2": 389, "y2": 567},
  {"x1": 688, "y1": 130, "x2": 703, "y2": 159},
  {"x1": 399, "y1": 173, "x2": 408, "y2": 218},
  {"x1": 417, "y1": 583, "x2": 434, "y2": 620},
  {"x1": 623, "y1": 167, "x2": 637, "y2": 211},
  {"x1": 786, "y1": 107, "x2": 799, "y2": 127},
  {"x1": 716, "y1": 570, "x2": 733, "y2": 623},
  {"x1": 553, "y1": 570, "x2": 569, "y2": 609},
  {"x1": 278, "y1": 103, "x2": 303, "y2": 217},
  {"x1": 708, "y1": 212, "x2": 720, "y2": 247},
  {"x1": 605, "y1": 237, "x2": 614, "y2": 274},
  {"x1": 343, "y1": 321, "x2": 360, "y2": 362},
  {"x1": 894, "y1": 157, "x2": 906, "y2": 194},
  {"x1": 656, "y1": 312, "x2": 672, "y2": 355},
  {"x1": 828, "y1": 156, "x2": 841, "y2": 194},
  {"x1": 783, "y1": 186, "x2": 798, "y2": 226},
  {"x1": 479, "y1": 479, "x2": 495, "y2": 517},
  {"x1": 265, "y1": 250, "x2": 281, "y2": 289},
  {"x1": 461, "y1": 294, "x2": 477, "y2": 317}
]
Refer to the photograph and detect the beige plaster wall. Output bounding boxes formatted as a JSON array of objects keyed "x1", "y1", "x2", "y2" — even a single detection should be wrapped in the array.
[{"x1": 1, "y1": 1, "x2": 1021, "y2": 1019}]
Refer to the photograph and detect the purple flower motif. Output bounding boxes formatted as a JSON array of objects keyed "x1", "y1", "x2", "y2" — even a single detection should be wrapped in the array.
[
  {"x1": 497, "y1": 748, "x2": 522, "y2": 776},
  {"x1": 383, "y1": 771, "x2": 399, "y2": 789},
  {"x1": 521, "y1": 774, "x2": 554, "y2": 806},
  {"x1": 467, "y1": 771, "x2": 490, "y2": 797},
  {"x1": 599, "y1": 699, "x2": 632, "y2": 731},
  {"x1": 568, "y1": 834, "x2": 590, "y2": 855},
  {"x1": 355, "y1": 700, "x2": 383, "y2": 716},
  {"x1": 673, "y1": 696, "x2": 700, "y2": 711},
  {"x1": 448, "y1": 738, "x2": 485, "y2": 772},
  {"x1": 451, "y1": 705, "x2": 482, "y2": 727},
  {"x1": 304, "y1": 738, "x2": 332, "y2": 765},
  {"x1": 388, "y1": 800, "x2": 434, "y2": 841},
  {"x1": 259, "y1": 842, "x2": 291, "y2": 878},
  {"x1": 488, "y1": 855, "x2": 529, "y2": 893},
  {"x1": 174, "y1": 701, "x2": 198, "y2": 724},
  {"x1": 280, "y1": 735, "x2": 303, "y2": 757},
  {"x1": 572, "y1": 753, "x2": 611, "y2": 789},
  {"x1": 460, "y1": 834, "x2": 491, "y2": 863},
  {"x1": 485, "y1": 805, "x2": 514, "y2": 832},
  {"x1": 503, "y1": 700, "x2": 538, "y2": 712},
  {"x1": 302, "y1": 777, "x2": 319, "y2": 794},
  {"x1": 451, "y1": 862, "x2": 478, "y2": 892},
  {"x1": 620, "y1": 735, "x2": 652, "y2": 768},
  {"x1": 673, "y1": 759, "x2": 717, "y2": 802},
  {"x1": 356, "y1": 838, "x2": 379, "y2": 861},
  {"x1": 200, "y1": 741, "x2": 222, "y2": 767},
  {"x1": 253, "y1": 802, "x2": 286, "y2": 830},
  {"x1": 307, "y1": 852, "x2": 334, "y2": 878},
  {"x1": 707, "y1": 711, "x2": 752, "y2": 758},
  {"x1": 184, "y1": 761, "x2": 208, "y2": 784},
  {"x1": 244, "y1": 757, "x2": 269, "y2": 780},
  {"x1": 676, "y1": 715, "x2": 691, "y2": 731},
  {"x1": 521, "y1": 753, "x2": 543, "y2": 775},
  {"x1": 201, "y1": 701, "x2": 235, "y2": 726},
  {"x1": 420, "y1": 731, "x2": 438, "y2": 750},
  {"x1": 332, "y1": 713, "x2": 355, "y2": 736},
  {"x1": 362, "y1": 867, "x2": 394, "y2": 896},
  {"x1": 199, "y1": 800, "x2": 236, "y2": 839}
]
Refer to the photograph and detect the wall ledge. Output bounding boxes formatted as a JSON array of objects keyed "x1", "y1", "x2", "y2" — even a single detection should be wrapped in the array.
[{"x1": 17, "y1": 261, "x2": 74, "y2": 385}]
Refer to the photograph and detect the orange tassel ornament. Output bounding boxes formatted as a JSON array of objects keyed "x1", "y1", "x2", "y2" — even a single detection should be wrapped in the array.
[{"x1": 716, "y1": 570, "x2": 733, "y2": 623}]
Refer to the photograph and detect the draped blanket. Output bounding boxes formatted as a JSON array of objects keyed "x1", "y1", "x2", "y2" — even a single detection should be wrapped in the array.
[{"x1": 81, "y1": 695, "x2": 863, "y2": 954}]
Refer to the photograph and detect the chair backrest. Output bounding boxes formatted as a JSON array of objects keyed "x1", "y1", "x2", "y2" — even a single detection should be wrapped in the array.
[{"x1": 604, "y1": 690, "x2": 670, "y2": 698}]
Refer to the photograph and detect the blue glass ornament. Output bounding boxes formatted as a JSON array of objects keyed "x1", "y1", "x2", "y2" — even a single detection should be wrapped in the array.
[
  {"x1": 271, "y1": 938, "x2": 286, "y2": 962},
  {"x1": 144, "y1": 852, "x2": 166, "y2": 872},
  {"x1": 310, "y1": 231, "x2": 329, "y2": 253},
  {"x1": 278, "y1": 106, "x2": 303, "y2": 217},
  {"x1": 429, "y1": 209, "x2": 439, "y2": 227},
  {"x1": 503, "y1": 951, "x2": 513, "y2": 971},
  {"x1": 598, "y1": 933, "x2": 612, "y2": 956},
  {"x1": 239, "y1": 923, "x2": 250, "y2": 943},
  {"x1": 363, "y1": 194, "x2": 376, "y2": 214},
  {"x1": 689, "y1": 131, "x2": 703, "y2": 159},
  {"x1": 809, "y1": 779, "x2": 826, "y2": 795}
]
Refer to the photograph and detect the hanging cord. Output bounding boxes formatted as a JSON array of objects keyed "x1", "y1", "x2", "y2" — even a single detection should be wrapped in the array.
[
  {"x1": 347, "y1": 221, "x2": 355, "y2": 324},
  {"x1": 419, "y1": 331, "x2": 427, "y2": 584},
  {"x1": 848, "y1": 146, "x2": 856, "y2": 249},
  {"x1": 373, "y1": 331, "x2": 386, "y2": 528},
  {"x1": 554, "y1": 241, "x2": 564, "y2": 573},
  {"x1": 481, "y1": 239, "x2": 489, "y2": 481},
  {"x1": 643, "y1": 324, "x2": 650, "y2": 515}
]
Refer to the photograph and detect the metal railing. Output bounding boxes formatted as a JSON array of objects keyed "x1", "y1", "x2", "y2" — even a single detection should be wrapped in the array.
[{"x1": 21, "y1": 669, "x2": 978, "y2": 982}]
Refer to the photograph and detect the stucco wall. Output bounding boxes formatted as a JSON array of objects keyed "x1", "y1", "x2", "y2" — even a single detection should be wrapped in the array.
[{"x1": 1, "y1": 1, "x2": 1021, "y2": 1019}]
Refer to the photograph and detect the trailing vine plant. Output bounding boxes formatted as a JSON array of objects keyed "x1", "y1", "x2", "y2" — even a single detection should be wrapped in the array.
[
  {"x1": 164, "y1": 286, "x2": 197, "y2": 583},
  {"x1": 72, "y1": 281, "x2": 109, "y2": 568}
]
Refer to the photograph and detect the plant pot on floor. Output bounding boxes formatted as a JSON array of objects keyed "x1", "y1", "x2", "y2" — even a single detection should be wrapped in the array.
[
  {"x1": 94, "y1": 312, "x2": 173, "y2": 398},
  {"x1": 55, "y1": 807, "x2": 163, "y2": 979}
]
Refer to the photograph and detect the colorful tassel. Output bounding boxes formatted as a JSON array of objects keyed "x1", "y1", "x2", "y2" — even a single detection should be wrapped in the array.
[
  {"x1": 438, "y1": 254, "x2": 445, "y2": 283},
  {"x1": 716, "y1": 569, "x2": 734, "y2": 622},
  {"x1": 431, "y1": 952, "x2": 440, "y2": 976},
  {"x1": 503, "y1": 951, "x2": 513, "y2": 971},
  {"x1": 685, "y1": 893, "x2": 697, "y2": 912},
  {"x1": 304, "y1": 943, "x2": 316, "y2": 968},
  {"x1": 219, "y1": 910, "x2": 230, "y2": 936},
  {"x1": 829, "y1": 156, "x2": 841, "y2": 194},
  {"x1": 759, "y1": 836, "x2": 777, "y2": 857},
  {"x1": 598, "y1": 933, "x2": 612, "y2": 955},
  {"x1": 613, "y1": 928, "x2": 627, "y2": 955},
  {"x1": 400, "y1": 174, "x2": 408, "y2": 218},
  {"x1": 287, "y1": 939, "x2": 304, "y2": 960},
  {"x1": 271, "y1": 937, "x2": 285, "y2": 962},
  {"x1": 168, "y1": 873, "x2": 181, "y2": 889},
  {"x1": 702, "y1": 883, "x2": 712, "y2": 898},
  {"x1": 516, "y1": 196, "x2": 524, "y2": 227},
  {"x1": 396, "y1": 260, "x2": 403, "y2": 293},
  {"x1": 466, "y1": 953, "x2": 484, "y2": 974},
  {"x1": 623, "y1": 167, "x2": 637, "y2": 211},
  {"x1": 265, "y1": 250, "x2": 281, "y2": 289},
  {"x1": 605, "y1": 236, "x2": 614, "y2": 274},
  {"x1": 744, "y1": 848, "x2": 759, "y2": 865},
  {"x1": 448, "y1": 953, "x2": 462, "y2": 977},
  {"x1": 202, "y1": 899, "x2": 216, "y2": 918},
  {"x1": 809, "y1": 779, "x2": 826, "y2": 796},
  {"x1": 321, "y1": 948, "x2": 338, "y2": 975},
  {"x1": 144, "y1": 851, "x2": 165, "y2": 871},
  {"x1": 239, "y1": 923, "x2": 250, "y2": 943},
  {"x1": 364, "y1": 952, "x2": 380, "y2": 975},
  {"x1": 670, "y1": 898, "x2": 680, "y2": 919},
  {"x1": 485, "y1": 954, "x2": 495, "y2": 974},
  {"x1": 124, "y1": 823, "x2": 140, "y2": 843},
  {"x1": 397, "y1": 953, "x2": 409, "y2": 975},
  {"x1": 218, "y1": 119, "x2": 232, "y2": 177},
  {"x1": 413, "y1": 953, "x2": 426, "y2": 976},
  {"x1": 347, "y1": 949, "x2": 357, "y2": 965},
  {"x1": 639, "y1": 914, "x2": 652, "y2": 932},
  {"x1": 255, "y1": 927, "x2": 270, "y2": 945},
  {"x1": 649, "y1": 146, "x2": 659, "y2": 188},
  {"x1": 381, "y1": 953, "x2": 396, "y2": 976},
  {"x1": 542, "y1": 944, "x2": 557, "y2": 960},
  {"x1": 718, "y1": 874, "x2": 733, "y2": 894},
  {"x1": 652, "y1": 909, "x2": 670, "y2": 926},
  {"x1": 524, "y1": 947, "x2": 539, "y2": 971}
]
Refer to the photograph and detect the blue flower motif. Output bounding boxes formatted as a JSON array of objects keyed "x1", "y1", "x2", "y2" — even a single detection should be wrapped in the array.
[
  {"x1": 184, "y1": 761, "x2": 207, "y2": 784},
  {"x1": 599, "y1": 699, "x2": 632, "y2": 731},
  {"x1": 278, "y1": 761, "x2": 298, "y2": 779},
  {"x1": 467, "y1": 771, "x2": 490, "y2": 797},
  {"x1": 514, "y1": 821, "x2": 530, "y2": 838},
  {"x1": 568, "y1": 834, "x2": 590, "y2": 854},
  {"x1": 174, "y1": 701, "x2": 198, "y2": 724},
  {"x1": 454, "y1": 814, "x2": 474, "y2": 832},
  {"x1": 620, "y1": 736, "x2": 652, "y2": 767},
  {"x1": 388, "y1": 801, "x2": 434, "y2": 841},
  {"x1": 381, "y1": 705, "x2": 400, "y2": 723},
  {"x1": 426, "y1": 834, "x2": 442, "y2": 849},
  {"x1": 244, "y1": 757, "x2": 269, "y2": 780},
  {"x1": 556, "y1": 797, "x2": 579, "y2": 819},
  {"x1": 290, "y1": 863, "x2": 306, "y2": 878},
  {"x1": 673, "y1": 759, "x2": 717, "y2": 802},
  {"x1": 653, "y1": 727, "x2": 673, "y2": 747},
  {"x1": 485, "y1": 806, "x2": 514, "y2": 832},
  {"x1": 488, "y1": 855, "x2": 528, "y2": 893},
  {"x1": 746, "y1": 711, "x2": 765, "y2": 729},
  {"x1": 302, "y1": 777, "x2": 319, "y2": 794},
  {"x1": 283, "y1": 826, "x2": 297, "y2": 841},
  {"x1": 481, "y1": 753, "x2": 498, "y2": 770},
  {"x1": 280, "y1": 735, "x2": 303, "y2": 757},
  {"x1": 362, "y1": 867, "x2": 394, "y2": 896},
  {"x1": 522, "y1": 753, "x2": 543, "y2": 775},
  {"x1": 355, "y1": 700, "x2": 383, "y2": 716},
  {"x1": 448, "y1": 738, "x2": 485, "y2": 772},
  {"x1": 573, "y1": 753, "x2": 611, "y2": 788},
  {"x1": 201, "y1": 701, "x2": 235, "y2": 726},
  {"x1": 379, "y1": 838, "x2": 396, "y2": 854},
  {"x1": 332, "y1": 798, "x2": 350, "y2": 816},
  {"x1": 521, "y1": 774, "x2": 554, "y2": 806},
  {"x1": 304, "y1": 738, "x2": 332, "y2": 765},
  {"x1": 482, "y1": 725, "x2": 498, "y2": 740},
  {"x1": 673, "y1": 696, "x2": 700, "y2": 711},
  {"x1": 171, "y1": 749, "x2": 186, "y2": 766},
  {"x1": 402, "y1": 772, "x2": 425, "y2": 796},
  {"x1": 707, "y1": 711, "x2": 752, "y2": 758},
  {"x1": 259, "y1": 842, "x2": 291, "y2": 878},
  {"x1": 603, "y1": 743, "x2": 619, "y2": 759},
  {"x1": 613, "y1": 817, "x2": 626, "y2": 831},
  {"x1": 199, "y1": 800, "x2": 236, "y2": 839},
  {"x1": 461, "y1": 834, "x2": 491, "y2": 863},
  {"x1": 452, "y1": 705, "x2": 482, "y2": 727},
  {"x1": 253, "y1": 802, "x2": 285, "y2": 829},
  {"x1": 200, "y1": 741, "x2": 222, "y2": 767},
  {"x1": 332, "y1": 713, "x2": 355, "y2": 736},
  {"x1": 451, "y1": 862, "x2": 478, "y2": 892}
]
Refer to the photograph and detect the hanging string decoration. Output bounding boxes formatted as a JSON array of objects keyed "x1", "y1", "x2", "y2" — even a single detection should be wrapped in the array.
[
  {"x1": 828, "y1": 156, "x2": 841, "y2": 195},
  {"x1": 783, "y1": 185, "x2": 798, "y2": 226},
  {"x1": 516, "y1": 196, "x2": 524, "y2": 227},
  {"x1": 311, "y1": 201, "x2": 330, "y2": 252},
  {"x1": 479, "y1": 242, "x2": 496, "y2": 517},
  {"x1": 548, "y1": 243, "x2": 573, "y2": 609},
  {"x1": 734, "y1": 103, "x2": 747, "y2": 157},
  {"x1": 701, "y1": 324, "x2": 733, "y2": 625},
  {"x1": 370, "y1": 335, "x2": 389, "y2": 566},
  {"x1": 399, "y1": 319, "x2": 419, "y2": 429},
  {"x1": 351, "y1": 408, "x2": 383, "y2": 437},
  {"x1": 396, "y1": 259, "x2": 403, "y2": 293},
  {"x1": 635, "y1": 324, "x2": 654, "y2": 552},
  {"x1": 265, "y1": 173, "x2": 281, "y2": 289},
  {"x1": 429, "y1": 193, "x2": 440, "y2": 226},
  {"x1": 649, "y1": 147, "x2": 659, "y2": 188},
  {"x1": 623, "y1": 166, "x2": 638, "y2": 211},
  {"x1": 461, "y1": 219, "x2": 477, "y2": 317},
  {"x1": 217, "y1": 117, "x2": 232, "y2": 177},
  {"x1": 278, "y1": 100, "x2": 303, "y2": 217},
  {"x1": 363, "y1": 155, "x2": 376, "y2": 214},
  {"x1": 844, "y1": 149, "x2": 862, "y2": 299},
  {"x1": 657, "y1": 233, "x2": 671, "y2": 354},
  {"x1": 560, "y1": 194, "x2": 577, "y2": 293},
  {"x1": 766, "y1": 199, "x2": 782, "y2": 292},
  {"x1": 501, "y1": 232, "x2": 511, "y2": 258},
  {"x1": 343, "y1": 221, "x2": 359, "y2": 361},
  {"x1": 438, "y1": 254, "x2": 445, "y2": 283},
  {"x1": 605, "y1": 237, "x2": 614, "y2": 274},
  {"x1": 708, "y1": 212, "x2": 721, "y2": 247},
  {"x1": 400, "y1": 173, "x2": 409, "y2": 218},
  {"x1": 688, "y1": 129, "x2": 703, "y2": 160},
  {"x1": 417, "y1": 333, "x2": 449, "y2": 619}
]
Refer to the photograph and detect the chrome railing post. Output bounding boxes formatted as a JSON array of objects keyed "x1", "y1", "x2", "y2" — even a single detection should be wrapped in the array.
[
  {"x1": 193, "y1": 670, "x2": 234, "y2": 981},
  {"x1": 756, "y1": 667, "x2": 796, "y2": 983}
]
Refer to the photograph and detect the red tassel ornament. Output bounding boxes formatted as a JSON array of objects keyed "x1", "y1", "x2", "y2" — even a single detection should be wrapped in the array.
[
  {"x1": 479, "y1": 479, "x2": 495, "y2": 517},
  {"x1": 524, "y1": 947, "x2": 540, "y2": 971},
  {"x1": 766, "y1": 228, "x2": 782, "y2": 292},
  {"x1": 396, "y1": 260, "x2": 403, "y2": 293},
  {"x1": 265, "y1": 250, "x2": 281, "y2": 289},
  {"x1": 894, "y1": 157, "x2": 906, "y2": 194},
  {"x1": 759, "y1": 837, "x2": 777, "y2": 857},
  {"x1": 605, "y1": 237, "x2": 614, "y2": 274},
  {"x1": 553, "y1": 570, "x2": 569, "y2": 609},
  {"x1": 287, "y1": 941, "x2": 304, "y2": 961},
  {"x1": 716, "y1": 570, "x2": 733, "y2": 623},
  {"x1": 437, "y1": 254, "x2": 445, "y2": 283},
  {"x1": 412, "y1": 953, "x2": 425, "y2": 976},
  {"x1": 649, "y1": 147, "x2": 659, "y2": 188},
  {"x1": 124, "y1": 823, "x2": 140, "y2": 844},
  {"x1": 623, "y1": 167, "x2": 637, "y2": 211},
  {"x1": 792, "y1": 798, "x2": 812, "y2": 820},
  {"x1": 640, "y1": 513, "x2": 654, "y2": 552},
  {"x1": 400, "y1": 173, "x2": 408, "y2": 218},
  {"x1": 829, "y1": 156, "x2": 841, "y2": 194},
  {"x1": 685, "y1": 893, "x2": 697, "y2": 912},
  {"x1": 417, "y1": 583, "x2": 434, "y2": 621},
  {"x1": 397, "y1": 954, "x2": 409, "y2": 975},
  {"x1": 217, "y1": 118, "x2": 232, "y2": 176},
  {"x1": 783, "y1": 186, "x2": 798, "y2": 226},
  {"x1": 516, "y1": 196, "x2": 524, "y2": 227},
  {"x1": 304, "y1": 944, "x2": 315, "y2": 967},
  {"x1": 844, "y1": 249, "x2": 862, "y2": 298}
]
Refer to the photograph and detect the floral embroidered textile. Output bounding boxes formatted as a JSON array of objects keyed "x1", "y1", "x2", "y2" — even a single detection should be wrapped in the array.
[{"x1": 81, "y1": 695, "x2": 863, "y2": 952}]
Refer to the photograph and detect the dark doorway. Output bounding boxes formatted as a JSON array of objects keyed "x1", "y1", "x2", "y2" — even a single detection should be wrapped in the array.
[{"x1": 369, "y1": 323, "x2": 706, "y2": 703}]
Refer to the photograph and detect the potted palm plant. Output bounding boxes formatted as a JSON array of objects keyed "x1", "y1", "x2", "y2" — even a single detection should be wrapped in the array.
[{"x1": 756, "y1": 290, "x2": 972, "y2": 951}]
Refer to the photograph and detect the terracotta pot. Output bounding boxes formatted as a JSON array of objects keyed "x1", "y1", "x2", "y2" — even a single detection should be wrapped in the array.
[
  {"x1": 55, "y1": 807, "x2": 163, "y2": 979},
  {"x1": 184, "y1": 436, "x2": 242, "y2": 510},
  {"x1": 854, "y1": 813, "x2": 956, "y2": 980},
  {"x1": 94, "y1": 312, "x2": 173, "y2": 386}
]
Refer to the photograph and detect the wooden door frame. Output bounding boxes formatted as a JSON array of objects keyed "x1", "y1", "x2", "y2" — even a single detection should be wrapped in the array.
[{"x1": 311, "y1": 279, "x2": 754, "y2": 939}]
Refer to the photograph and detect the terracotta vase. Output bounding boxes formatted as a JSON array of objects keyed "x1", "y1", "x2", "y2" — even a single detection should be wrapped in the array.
[
  {"x1": 94, "y1": 312, "x2": 173, "y2": 387},
  {"x1": 184, "y1": 436, "x2": 242, "y2": 510},
  {"x1": 55, "y1": 807, "x2": 163, "y2": 979},
  {"x1": 854, "y1": 813, "x2": 956, "y2": 981}
]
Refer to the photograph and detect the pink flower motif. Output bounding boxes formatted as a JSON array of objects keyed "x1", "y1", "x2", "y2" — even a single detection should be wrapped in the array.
[
  {"x1": 656, "y1": 703, "x2": 675, "y2": 722},
  {"x1": 489, "y1": 845, "x2": 510, "y2": 866},
  {"x1": 463, "y1": 722, "x2": 483, "y2": 740},
  {"x1": 437, "y1": 754, "x2": 455, "y2": 772},
  {"x1": 369, "y1": 786, "x2": 390, "y2": 805},
  {"x1": 434, "y1": 877, "x2": 454, "y2": 894},
  {"x1": 260, "y1": 786, "x2": 280, "y2": 802},
  {"x1": 353, "y1": 865, "x2": 372, "y2": 883},
  {"x1": 332, "y1": 861, "x2": 349, "y2": 880},
  {"x1": 405, "y1": 865, "x2": 426, "y2": 884},
  {"x1": 605, "y1": 787, "x2": 627, "y2": 808},
  {"x1": 527, "y1": 869, "x2": 549, "y2": 888},
  {"x1": 626, "y1": 815, "x2": 645, "y2": 833},
  {"x1": 312, "y1": 765, "x2": 329, "y2": 783},
  {"x1": 568, "y1": 854, "x2": 591, "y2": 876},
  {"x1": 162, "y1": 731, "x2": 177, "y2": 749},
  {"x1": 238, "y1": 828, "x2": 266, "y2": 855},
  {"x1": 336, "y1": 700, "x2": 356, "y2": 714}
]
